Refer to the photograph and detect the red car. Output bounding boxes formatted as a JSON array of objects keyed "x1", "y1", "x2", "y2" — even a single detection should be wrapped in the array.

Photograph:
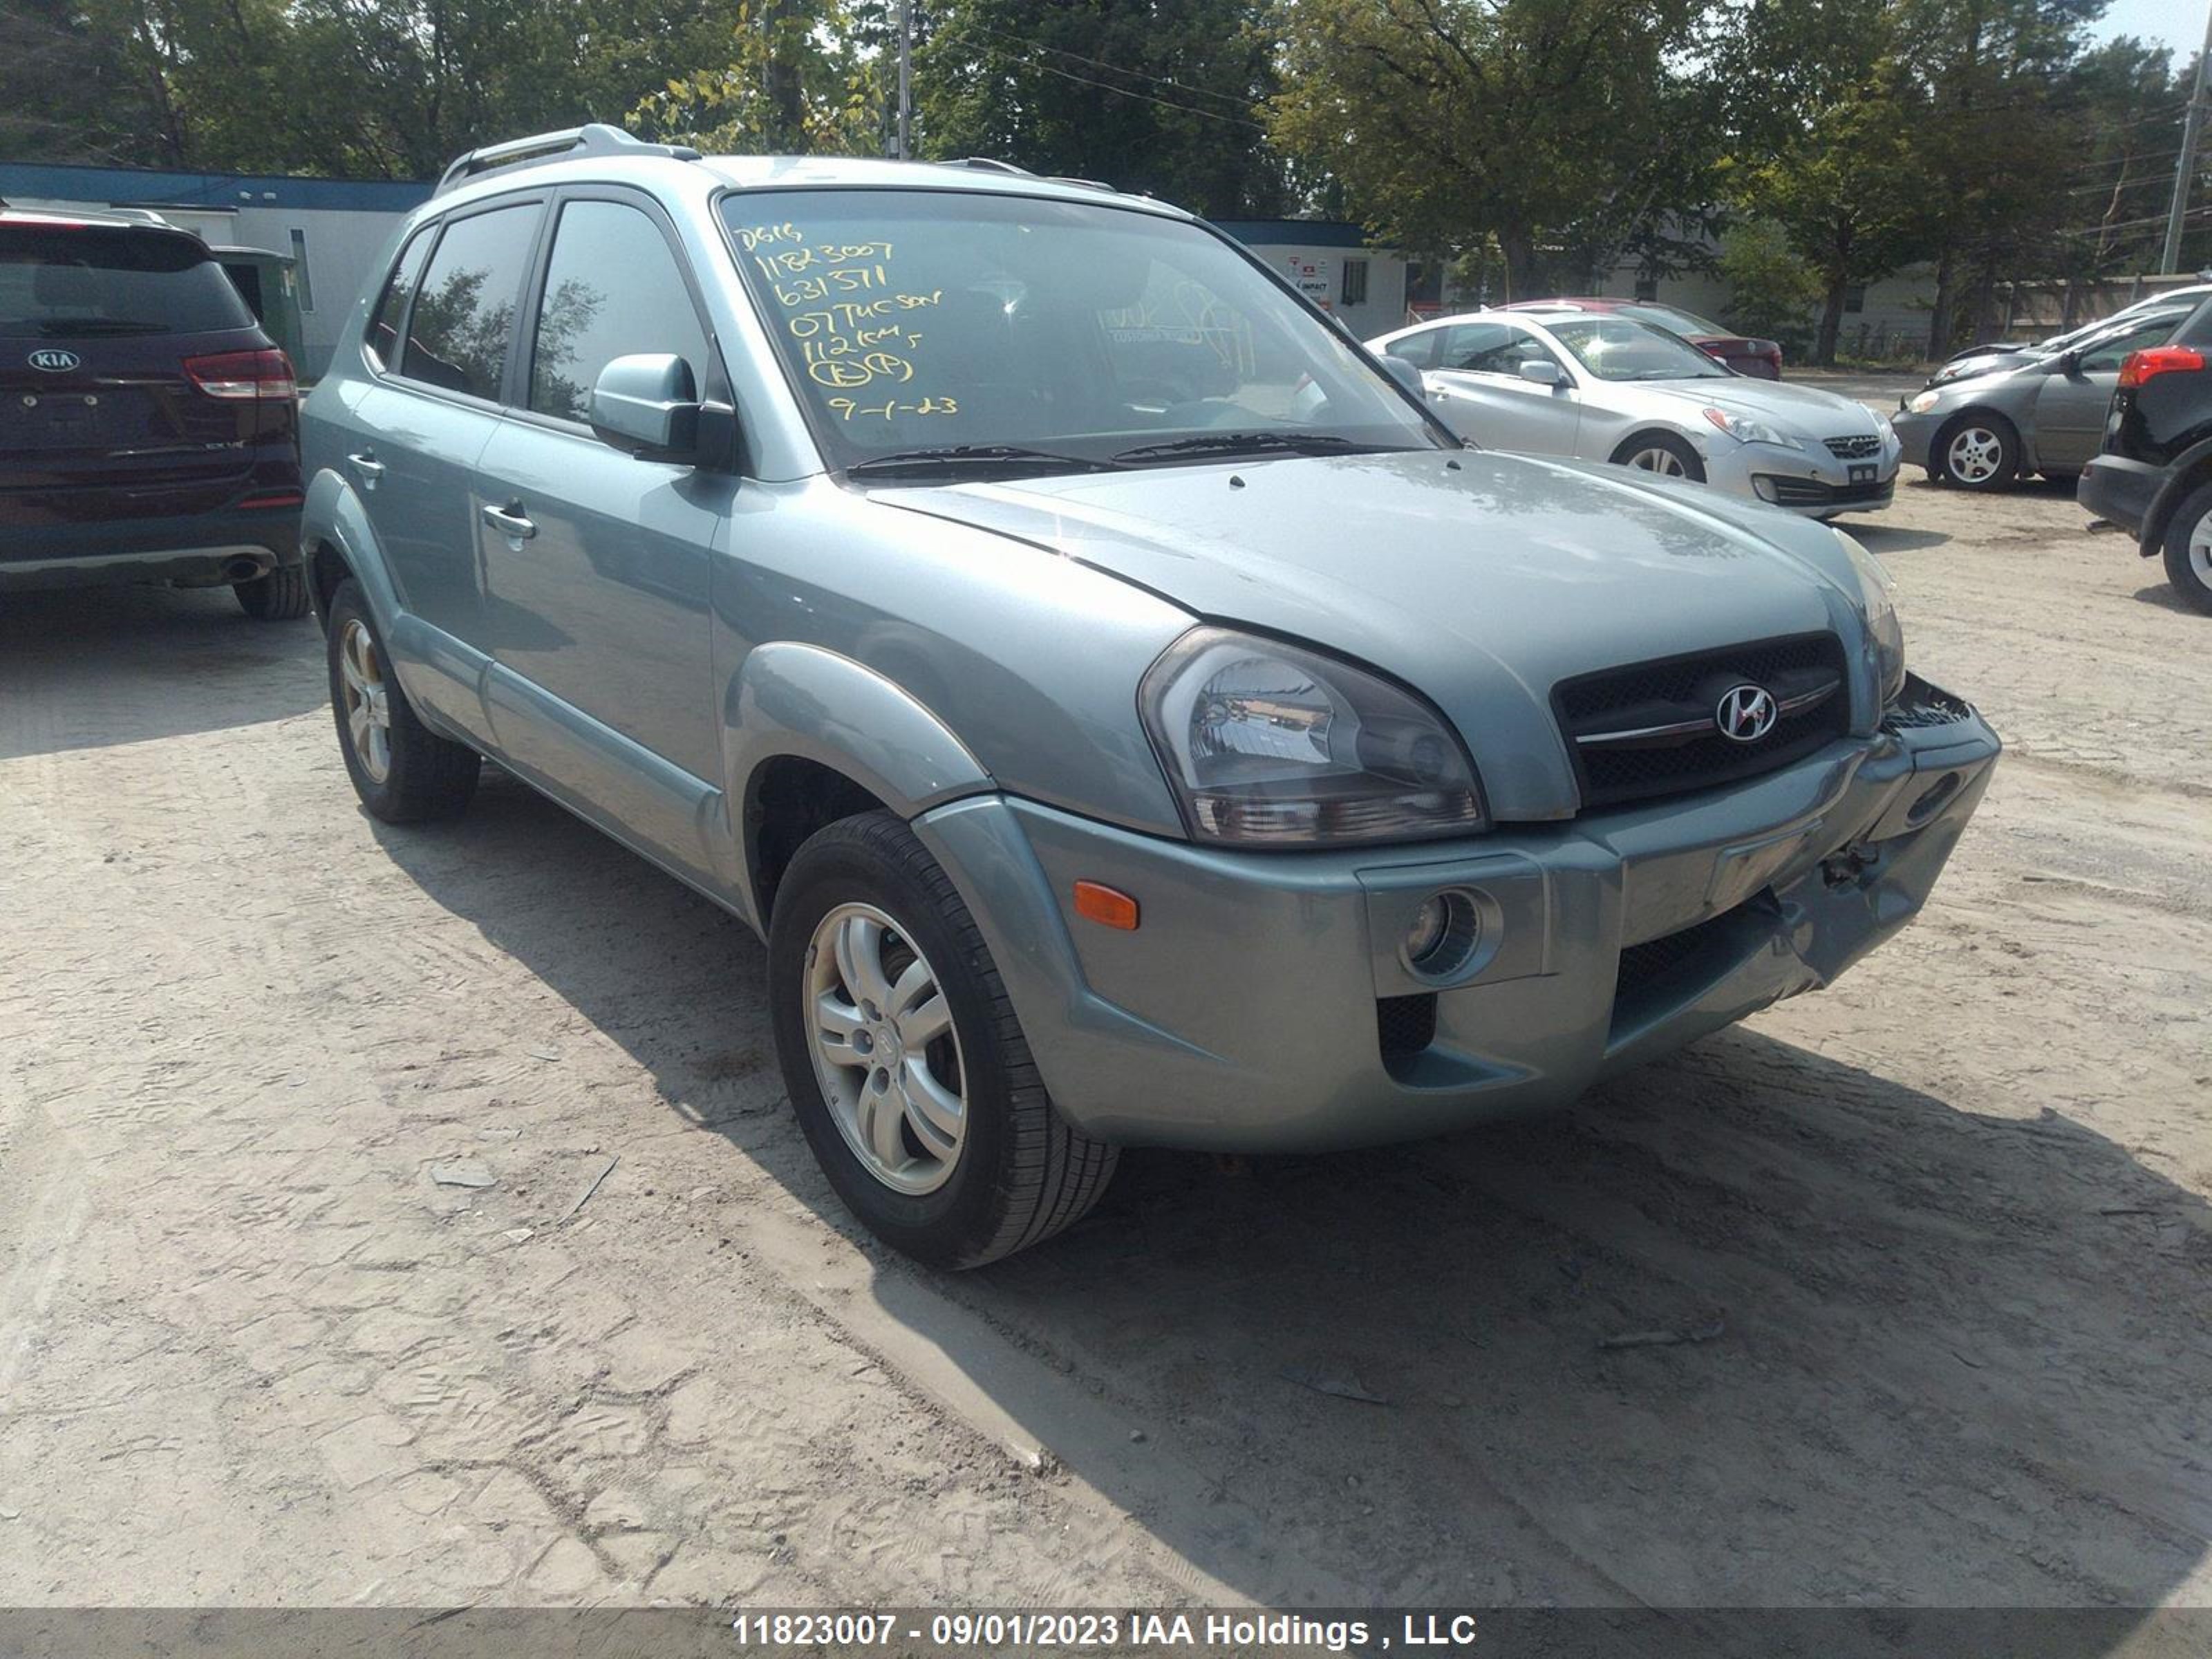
[{"x1": 1501, "y1": 297, "x2": 1784, "y2": 379}]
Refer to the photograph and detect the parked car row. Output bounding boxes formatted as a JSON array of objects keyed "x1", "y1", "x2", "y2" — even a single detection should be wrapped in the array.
[{"x1": 2079, "y1": 297, "x2": 2212, "y2": 614}]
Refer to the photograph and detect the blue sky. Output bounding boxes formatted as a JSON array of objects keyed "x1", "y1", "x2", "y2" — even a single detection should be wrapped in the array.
[{"x1": 2088, "y1": 0, "x2": 2205, "y2": 60}]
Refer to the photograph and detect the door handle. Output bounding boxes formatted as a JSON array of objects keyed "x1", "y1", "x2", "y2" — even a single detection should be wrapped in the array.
[
  {"x1": 348, "y1": 452, "x2": 384, "y2": 489},
  {"x1": 480, "y1": 502, "x2": 536, "y2": 540}
]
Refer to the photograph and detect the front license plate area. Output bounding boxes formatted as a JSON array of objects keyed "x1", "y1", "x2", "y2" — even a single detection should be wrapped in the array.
[{"x1": 1849, "y1": 463, "x2": 1876, "y2": 485}]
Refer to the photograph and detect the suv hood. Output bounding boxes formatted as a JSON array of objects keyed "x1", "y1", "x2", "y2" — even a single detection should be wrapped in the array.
[{"x1": 879, "y1": 448, "x2": 1873, "y2": 818}]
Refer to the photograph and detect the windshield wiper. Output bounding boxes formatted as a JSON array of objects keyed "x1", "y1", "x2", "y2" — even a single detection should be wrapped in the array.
[
  {"x1": 1110, "y1": 431, "x2": 1387, "y2": 464},
  {"x1": 845, "y1": 444, "x2": 1123, "y2": 479}
]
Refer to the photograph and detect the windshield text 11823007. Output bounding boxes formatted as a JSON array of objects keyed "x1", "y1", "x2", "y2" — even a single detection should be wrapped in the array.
[{"x1": 720, "y1": 189, "x2": 1442, "y2": 475}]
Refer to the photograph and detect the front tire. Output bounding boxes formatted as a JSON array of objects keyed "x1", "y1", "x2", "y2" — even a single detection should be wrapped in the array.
[
  {"x1": 2160, "y1": 482, "x2": 2212, "y2": 616},
  {"x1": 234, "y1": 565, "x2": 310, "y2": 620},
  {"x1": 1612, "y1": 432, "x2": 1706, "y2": 482},
  {"x1": 769, "y1": 812, "x2": 1117, "y2": 1267},
  {"x1": 1932, "y1": 413, "x2": 2018, "y2": 489},
  {"x1": 326, "y1": 580, "x2": 480, "y2": 823}
]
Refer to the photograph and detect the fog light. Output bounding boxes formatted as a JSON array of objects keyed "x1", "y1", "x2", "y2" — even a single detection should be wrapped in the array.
[{"x1": 1404, "y1": 890, "x2": 1481, "y2": 978}]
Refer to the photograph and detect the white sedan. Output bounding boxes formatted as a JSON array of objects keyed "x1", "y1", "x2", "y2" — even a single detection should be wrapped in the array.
[{"x1": 1367, "y1": 308, "x2": 1902, "y2": 518}]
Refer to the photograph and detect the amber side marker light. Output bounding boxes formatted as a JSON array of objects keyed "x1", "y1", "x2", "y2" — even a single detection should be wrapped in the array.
[{"x1": 1073, "y1": 881, "x2": 1140, "y2": 930}]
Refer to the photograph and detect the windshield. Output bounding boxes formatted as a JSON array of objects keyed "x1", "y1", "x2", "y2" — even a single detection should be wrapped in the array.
[
  {"x1": 1618, "y1": 302, "x2": 1729, "y2": 337},
  {"x1": 1546, "y1": 315, "x2": 1731, "y2": 381},
  {"x1": 720, "y1": 189, "x2": 1441, "y2": 472},
  {"x1": 0, "y1": 225, "x2": 252, "y2": 339}
]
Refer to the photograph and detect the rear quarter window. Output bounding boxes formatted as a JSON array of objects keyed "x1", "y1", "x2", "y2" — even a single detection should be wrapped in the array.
[
  {"x1": 365, "y1": 228, "x2": 434, "y2": 373},
  {"x1": 0, "y1": 224, "x2": 254, "y2": 339}
]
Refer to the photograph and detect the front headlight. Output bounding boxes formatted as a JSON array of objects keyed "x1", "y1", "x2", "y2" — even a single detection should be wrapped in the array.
[
  {"x1": 1139, "y1": 628, "x2": 1485, "y2": 846},
  {"x1": 1907, "y1": 389, "x2": 1942, "y2": 413},
  {"x1": 1703, "y1": 406, "x2": 1804, "y2": 450},
  {"x1": 1837, "y1": 531, "x2": 1906, "y2": 704}
]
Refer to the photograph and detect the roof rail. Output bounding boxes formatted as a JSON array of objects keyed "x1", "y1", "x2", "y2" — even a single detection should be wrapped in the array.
[
  {"x1": 433, "y1": 123, "x2": 702, "y2": 197},
  {"x1": 934, "y1": 157, "x2": 1032, "y2": 177}
]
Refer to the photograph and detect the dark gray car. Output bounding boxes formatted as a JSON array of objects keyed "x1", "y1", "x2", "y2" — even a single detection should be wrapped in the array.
[
  {"x1": 299, "y1": 126, "x2": 1999, "y2": 1266},
  {"x1": 1894, "y1": 305, "x2": 2193, "y2": 489}
]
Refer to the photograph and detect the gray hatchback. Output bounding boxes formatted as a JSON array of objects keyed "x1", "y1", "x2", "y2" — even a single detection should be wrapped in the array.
[{"x1": 300, "y1": 125, "x2": 1999, "y2": 1266}]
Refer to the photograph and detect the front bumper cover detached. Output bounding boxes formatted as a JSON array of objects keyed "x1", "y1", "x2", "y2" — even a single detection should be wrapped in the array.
[{"x1": 914, "y1": 679, "x2": 1999, "y2": 1154}]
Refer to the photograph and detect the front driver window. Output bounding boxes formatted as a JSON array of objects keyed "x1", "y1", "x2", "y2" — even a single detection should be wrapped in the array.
[{"x1": 529, "y1": 200, "x2": 713, "y2": 423}]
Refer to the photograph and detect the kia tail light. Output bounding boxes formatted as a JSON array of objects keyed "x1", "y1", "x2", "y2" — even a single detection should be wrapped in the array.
[{"x1": 183, "y1": 347, "x2": 297, "y2": 402}]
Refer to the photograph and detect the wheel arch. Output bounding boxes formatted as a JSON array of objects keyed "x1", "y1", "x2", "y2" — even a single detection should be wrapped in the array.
[
  {"x1": 2141, "y1": 436, "x2": 2212, "y2": 554},
  {"x1": 1608, "y1": 425, "x2": 1699, "y2": 468},
  {"x1": 301, "y1": 467, "x2": 403, "y2": 632},
  {"x1": 728, "y1": 642, "x2": 994, "y2": 924}
]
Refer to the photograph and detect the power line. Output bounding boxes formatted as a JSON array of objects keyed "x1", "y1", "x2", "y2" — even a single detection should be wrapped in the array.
[
  {"x1": 961, "y1": 21, "x2": 1262, "y2": 115},
  {"x1": 1004, "y1": 56, "x2": 1268, "y2": 131}
]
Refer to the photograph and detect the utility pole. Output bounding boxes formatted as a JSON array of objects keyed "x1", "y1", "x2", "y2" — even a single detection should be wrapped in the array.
[
  {"x1": 2162, "y1": 1, "x2": 2212, "y2": 274},
  {"x1": 897, "y1": 0, "x2": 913, "y2": 162}
]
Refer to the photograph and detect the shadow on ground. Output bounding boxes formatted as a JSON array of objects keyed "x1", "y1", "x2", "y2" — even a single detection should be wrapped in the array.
[
  {"x1": 373, "y1": 774, "x2": 2210, "y2": 1647},
  {"x1": 0, "y1": 585, "x2": 323, "y2": 760}
]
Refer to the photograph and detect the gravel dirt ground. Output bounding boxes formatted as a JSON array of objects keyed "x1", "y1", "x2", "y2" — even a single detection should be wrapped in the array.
[{"x1": 3, "y1": 385, "x2": 2209, "y2": 1630}]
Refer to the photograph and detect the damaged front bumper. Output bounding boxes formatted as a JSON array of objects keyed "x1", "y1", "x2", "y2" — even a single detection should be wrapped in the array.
[{"x1": 916, "y1": 677, "x2": 1999, "y2": 1153}]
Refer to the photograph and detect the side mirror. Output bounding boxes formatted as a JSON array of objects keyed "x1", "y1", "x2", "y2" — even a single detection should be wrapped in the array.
[
  {"x1": 590, "y1": 353, "x2": 701, "y2": 460},
  {"x1": 1518, "y1": 359, "x2": 1564, "y2": 386},
  {"x1": 2058, "y1": 350, "x2": 2083, "y2": 376},
  {"x1": 1379, "y1": 355, "x2": 1427, "y2": 397}
]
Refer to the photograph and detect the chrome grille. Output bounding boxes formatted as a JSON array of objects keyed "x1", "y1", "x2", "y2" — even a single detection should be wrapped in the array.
[{"x1": 1824, "y1": 434, "x2": 1880, "y2": 459}]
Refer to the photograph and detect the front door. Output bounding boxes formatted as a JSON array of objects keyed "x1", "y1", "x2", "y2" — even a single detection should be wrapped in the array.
[
  {"x1": 471, "y1": 191, "x2": 734, "y2": 879},
  {"x1": 1423, "y1": 321, "x2": 1582, "y2": 456},
  {"x1": 2032, "y1": 316, "x2": 2179, "y2": 471}
]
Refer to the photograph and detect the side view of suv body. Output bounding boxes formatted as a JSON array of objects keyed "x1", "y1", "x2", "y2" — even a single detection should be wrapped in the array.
[
  {"x1": 301, "y1": 126, "x2": 1998, "y2": 1266},
  {"x1": 2078, "y1": 294, "x2": 2212, "y2": 614},
  {"x1": 0, "y1": 206, "x2": 307, "y2": 617}
]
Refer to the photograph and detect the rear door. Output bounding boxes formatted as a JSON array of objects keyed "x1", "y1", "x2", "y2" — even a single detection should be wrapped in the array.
[
  {"x1": 348, "y1": 196, "x2": 545, "y2": 695},
  {"x1": 0, "y1": 218, "x2": 285, "y2": 553}
]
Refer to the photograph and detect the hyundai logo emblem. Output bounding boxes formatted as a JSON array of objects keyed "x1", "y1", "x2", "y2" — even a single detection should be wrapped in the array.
[
  {"x1": 1715, "y1": 683, "x2": 1779, "y2": 743},
  {"x1": 27, "y1": 349, "x2": 81, "y2": 373}
]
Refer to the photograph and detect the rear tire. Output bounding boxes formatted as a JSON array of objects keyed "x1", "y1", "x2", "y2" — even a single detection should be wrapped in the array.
[
  {"x1": 769, "y1": 811, "x2": 1117, "y2": 1267},
  {"x1": 2159, "y1": 482, "x2": 2212, "y2": 616},
  {"x1": 234, "y1": 565, "x2": 310, "y2": 620},
  {"x1": 1931, "y1": 413, "x2": 2018, "y2": 490},
  {"x1": 326, "y1": 579, "x2": 480, "y2": 822},
  {"x1": 1612, "y1": 432, "x2": 1706, "y2": 482}
]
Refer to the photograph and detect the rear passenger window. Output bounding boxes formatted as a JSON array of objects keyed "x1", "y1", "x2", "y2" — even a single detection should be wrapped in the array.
[
  {"x1": 364, "y1": 229, "x2": 431, "y2": 373},
  {"x1": 527, "y1": 200, "x2": 711, "y2": 423},
  {"x1": 402, "y1": 203, "x2": 538, "y2": 400}
]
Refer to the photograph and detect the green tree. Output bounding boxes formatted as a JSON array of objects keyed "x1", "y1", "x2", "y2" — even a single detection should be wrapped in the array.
[
  {"x1": 1267, "y1": 0, "x2": 1713, "y2": 297},
  {"x1": 918, "y1": 0, "x2": 1290, "y2": 216},
  {"x1": 1716, "y1": 217, "x2": 1824, "y2": 349},
  {"x1": 635, "y1": 0, "x2": 903, "y2": 157}
]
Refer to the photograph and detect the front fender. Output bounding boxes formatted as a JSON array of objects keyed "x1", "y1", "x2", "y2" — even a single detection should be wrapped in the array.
[{"x1": 724, "y1": 642, "x2": 995, "y2": 905}]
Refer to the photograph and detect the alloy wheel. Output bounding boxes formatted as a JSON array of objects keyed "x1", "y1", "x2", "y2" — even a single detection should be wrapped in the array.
[
  {"x1": 2190, "y1": 508, "x2": 2212, "y2": 588},
  {"x1": 1945, "y1": 427, "x2": 2004, "y2": 484},
  {"x1": 337, "y1": 618, "x2": 393, "y2": 782},
  {"x1": 1627, "y1": 446, "x2": 1688, "y2": 477},
  {"x1": 803, "y1": 901, "x2": 966, "y2": 1195}
]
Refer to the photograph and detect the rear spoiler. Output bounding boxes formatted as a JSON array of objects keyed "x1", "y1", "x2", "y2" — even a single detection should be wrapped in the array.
[{"x1": 433, "y1": 124, "x2": 700, "y2": 196}]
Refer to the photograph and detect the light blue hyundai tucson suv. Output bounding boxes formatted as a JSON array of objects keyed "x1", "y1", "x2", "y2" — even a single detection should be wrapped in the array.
[{"x1": 299, "y1": 125, "x2": 1999, "y2": 1266}]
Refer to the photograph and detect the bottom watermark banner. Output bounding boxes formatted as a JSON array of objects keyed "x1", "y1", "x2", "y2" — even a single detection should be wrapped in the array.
[{"x1": 0, "y1": 1607, "x2": 2204, "y2": 1659}]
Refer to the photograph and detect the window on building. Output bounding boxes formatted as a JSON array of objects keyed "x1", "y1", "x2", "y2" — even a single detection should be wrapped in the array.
[
  {"x1": 1844, "y1": 283, "x2": 1868, "y2": 314},
  {"x1": 288, "y1": 227, "x2": 314, "y2": 310},
  {"x1": 1340, "y1": 258, "x2": 1369, "y2": 308},
  {"x1": 1633, "y1": 275, "x2": 1659, "y2": 302}
]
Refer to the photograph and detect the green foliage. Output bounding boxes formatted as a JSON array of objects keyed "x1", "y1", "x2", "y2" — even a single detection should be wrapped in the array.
[
  {"x1": 1716, "y1": 218, "x2": 1824, "y2": 348},
  {"x1": 1267, "y1": 0, "x2": 1714, "y2": 296},
  {"x1": 918, "y1": 1, "x2": 1291, "y2": 217},
  {"x1": 635, "y1": 0, "x2": 901, "y2": 157}
]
